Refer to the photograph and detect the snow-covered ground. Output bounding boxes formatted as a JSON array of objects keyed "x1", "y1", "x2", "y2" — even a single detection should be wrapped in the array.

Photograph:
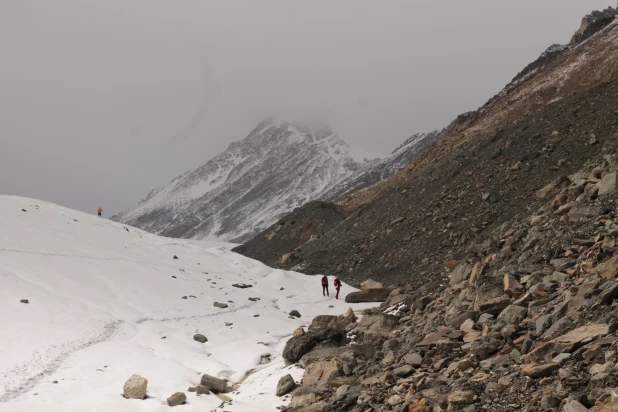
[{"x1": 0, "y1": 196, "x2": 371, "y2": 411}]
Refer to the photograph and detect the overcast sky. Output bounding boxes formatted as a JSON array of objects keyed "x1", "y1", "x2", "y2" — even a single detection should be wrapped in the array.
[{"x1": 1, "y1": 1, "x2": 614, "y2": 215}]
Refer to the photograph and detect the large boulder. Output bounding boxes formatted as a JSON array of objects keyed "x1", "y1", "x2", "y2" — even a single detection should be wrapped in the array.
[
  {"x1": 504, "y1": 274, "x2": 524, "y2": 297},
  {"x1": 567, "y1": 203, "x2": 608, "y2": 223},
  {"x1": 382, "y1": 293, "x2": 414, "y2": 307},
  {"x1": 470, "y1": 337, "x2": 501, "y2": 358},
  {"x1": 196, "y1": 385, "x2": 210, "y2": 395},
  {"x1": 403, "y1": 352, "x2": 423, "y2": 366},
  {"x1": 598, "y1": 172, "x2": 617, "y2": 196},
  {"x1": 354, "y1": 313, "x2": 398, "y2": 335},
  {"x1": 200, "y1": 374, "x2": 231, "y2": 394},
  {"x1": 449, "y1": 263, "x2": 473, "y2": 286},
  {"x1": 193, "y1": 334, "x2": 208, "y2": 343},
  {"x1": 123, "y1": 374, "x2": 148, "y2": 399},
  {"x1": 308, "y1": 311, "x2": 356, "y2": 331},
  {"x1": 308, "y1": 315, "x2": 339, "y2": 331},
  {"x1": 345, "y1": 288, "x2": 392, "y2": 303},
  {"x1": 571, "y1": 8, "x2": 618, "y2": 45},
  {"x1": 415, "y1": 329, "x2": 455, "y2": 348},
  {"x1": 591, "y1": 402, "x2": 618, "y2": 411},
  {"x1": 303, "y1": 358, "x2": 342, "y2": 387},
  {"x1": 497, "y1": 305, "x2": 527, "y2": 326},
  {"x1": 563, "y1": 400, "x2": 589, "y2": 412},
  {"x1": 536, "y1": 183, "x2": 557, "y2": 199},
  {"x1": 276, "y1": 374, "x2": 296, "y2": 396},
  {"x1": 477, "y1": 295, "x2": 511, "y2": 315},
  {"x1": 597, "y1": 257, "x2": 618, "y2": 280},
  {"x1": 448, "y1": 390, "x2": 475, "y2": 407},
  {"x1": 299, "y1": 347, "x2": 355, "y2": 368},
  {"x1": 167, "y1": 392, "x2": 186, "y2": 406},
  {"x1": 283, "y1": 328, "x2": 346, "y2": 364},
  {"x1": 525, "y1": 324, "x2": 612, "y2": 363},
  {"x1": 360, "y1": 279, "x2": 384, "y2": 290},
  {"x1": 521, "y1": 362, "x2": 560, "y2": 379}
]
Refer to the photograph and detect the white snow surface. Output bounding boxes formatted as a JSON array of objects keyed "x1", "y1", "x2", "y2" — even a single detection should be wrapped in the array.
[{"x1": 0, "y1": 196, "x2": 373, "y2": 411}]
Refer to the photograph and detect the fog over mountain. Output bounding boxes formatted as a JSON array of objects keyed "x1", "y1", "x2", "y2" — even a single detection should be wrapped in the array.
[{"x1": 1, "y1": 0, "x2": 614, "y2": 215}]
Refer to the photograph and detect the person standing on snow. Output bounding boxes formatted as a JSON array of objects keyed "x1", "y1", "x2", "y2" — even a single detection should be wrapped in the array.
[
  {"x1": 334, "y1": 278, "x2": 342, "y2": 299},
  {"x1": 321, "y1": 275, "x2": 329, "y2": 297},
  {"x1": 97, "y1": 207, "x2": 103, "y2": 217}
]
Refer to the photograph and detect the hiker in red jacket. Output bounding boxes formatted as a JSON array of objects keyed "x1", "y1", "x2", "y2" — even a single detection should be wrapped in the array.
[
  {"x1": 321, "y1": 275, "x2": 329, "y2": 297},
  {"x1": 334, "y1": 278, "x2": 342, "y2": 299}
]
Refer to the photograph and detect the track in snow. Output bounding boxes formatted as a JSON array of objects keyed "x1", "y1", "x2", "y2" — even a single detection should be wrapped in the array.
[{"x1": 0, "y1": 320, "x2": 123, "y2": 403}]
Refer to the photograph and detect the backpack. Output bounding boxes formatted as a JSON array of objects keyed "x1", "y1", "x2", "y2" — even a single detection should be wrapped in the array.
[{"x1": 334, "y1": 279, "x2": 341, "y2": 287}]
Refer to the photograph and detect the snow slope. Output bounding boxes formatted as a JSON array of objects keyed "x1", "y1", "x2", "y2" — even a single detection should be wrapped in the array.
[
  {"x1": 113, "y1": 118, "x2": 366, "y2": 242},
  {"x1": 0, "y1": 196, "x2": 372, "y2": 411}
]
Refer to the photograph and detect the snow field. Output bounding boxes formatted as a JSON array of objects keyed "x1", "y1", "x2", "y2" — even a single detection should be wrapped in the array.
[{"x1": 0, "y1": 196, "x2": 372, "y2": 411}]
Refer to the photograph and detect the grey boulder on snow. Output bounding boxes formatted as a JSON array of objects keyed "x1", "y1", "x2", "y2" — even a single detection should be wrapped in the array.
[
  {"x1": 276, "y1": 374, "x2": 297, "y2": 396},
  {"x1": 123, "y1": 374, "x2": 148, "y2": 399},
  {"x1": 166, "y1": 392, "x2": 186, "y2": 406},
  {"x1": 200, "y1": 374, "x2": 231, "y2": 394}
]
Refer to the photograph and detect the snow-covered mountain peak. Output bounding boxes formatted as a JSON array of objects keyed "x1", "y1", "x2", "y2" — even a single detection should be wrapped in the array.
[
  {"x1": 113, "y1": 118, "x2": 366, "y2": 242},
  {"x1": 242, "y1": 118, "x2": 346, "y2": 152}
]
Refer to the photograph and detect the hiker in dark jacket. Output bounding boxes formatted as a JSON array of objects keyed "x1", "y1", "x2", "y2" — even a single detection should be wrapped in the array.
[
  {"x1": 334, "y1": 278, "x2": 342, "y2": 299},
  {"x1": 321, "y1": 275, "x2": 329, "y2": 297}
]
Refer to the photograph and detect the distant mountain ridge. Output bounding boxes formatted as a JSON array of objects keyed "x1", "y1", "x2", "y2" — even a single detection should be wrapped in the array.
[
  {"x1": 322, "y1": 130, "x2": 443, "y2": 201},
  {"x1": 113, "y1": 119, "x2": 368, "y2": 241}
]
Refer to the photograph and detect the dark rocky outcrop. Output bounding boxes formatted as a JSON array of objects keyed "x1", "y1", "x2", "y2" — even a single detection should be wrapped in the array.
[{"x1": 570, "y1": 7, "x2": 617, "y2": 45}]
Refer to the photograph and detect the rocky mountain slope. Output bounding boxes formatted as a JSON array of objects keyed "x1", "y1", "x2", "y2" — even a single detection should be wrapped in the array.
[
  {"x1": 234, "y1": 7, "x2": 618, "y2": 291},
  {"x1": 279, "y1": 155, "x2": 618, "y2": 411},
  {"x1": 321, "y1": 130, "x2": 443, "y2": 202},
  {"x1": 113, "y1": 119, "x2": 367, "y2": 242}
]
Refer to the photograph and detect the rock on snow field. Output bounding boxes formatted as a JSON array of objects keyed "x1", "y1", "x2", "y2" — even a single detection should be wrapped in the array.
[{"x1": 0, "y1": 196, "x2": 371, "y2": 411}]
